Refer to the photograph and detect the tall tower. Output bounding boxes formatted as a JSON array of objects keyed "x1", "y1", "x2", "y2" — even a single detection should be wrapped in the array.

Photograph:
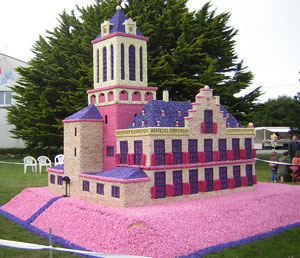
[{"x1": 88, "y1": 6, "x2": 157, "y2": 170}]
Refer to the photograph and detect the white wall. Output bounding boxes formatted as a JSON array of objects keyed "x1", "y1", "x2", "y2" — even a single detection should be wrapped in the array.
[{"x1": 0, "y1": 53, "x2": 28, "y2": 148}]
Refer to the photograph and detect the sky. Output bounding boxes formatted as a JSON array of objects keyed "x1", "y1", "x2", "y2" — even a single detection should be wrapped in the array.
[{"x1": 1, "y1": 0, "x2": 299, "y2": 103}]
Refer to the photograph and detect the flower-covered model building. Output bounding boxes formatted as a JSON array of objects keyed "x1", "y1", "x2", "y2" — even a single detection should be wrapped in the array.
[{"x1": 48, "y1": 6, "x2": 257, "y2": 207}]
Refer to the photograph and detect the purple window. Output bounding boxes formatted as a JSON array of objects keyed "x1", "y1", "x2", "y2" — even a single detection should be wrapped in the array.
[
  {"x1": 188, "y1": 139, "x2": 198, "y2": 163},
  {"x1": 111, "y1": 44, "x2": 114, "y2": 80},
  {"x1": 106, "y1": 146, "x2": 114, "y2": 157},
  {"x1": 58, "y1": 176, "x2": 63, "y2": 185},
  {"x1": 112, "y1": 186, "x2": 120, "y2": 198},
  {"x1": 219, "y1": 167, "x2": 228, "y2": 190},
  {"x1": 172, "y1": 139, "x2": 182, "y2": 165},
  {"x1": 246, "y1": 164, "x2": 253, "y2": 186},
  {"x1": 219, "y1": 139, "x2": 227, "y2": 161},
  {"x1": 154, "y1": 140, "x2": 165, "y2": 166},
  {"x1": 232, "y1": 138, "x2": 240, "y2": 160},
  {"x1": 139, "y1": 47, "x2": 143, "y2": 81},
  {"x1": 205, "y1": 168, "x2": 213, "y2": 192},
  {"x1": 97, "y1": 49, "x2": 100, "y2": 83},
  {"x1": 103, "y1": 47, "x2": 107, "y2": 82},
  {"x1": 204, "y1": 139, "x2": 213, "y2": 162},
  {"x1": 83, "y1": 180, "x2": 90, "y2": 192},
  {"x1": 245, "y1": 138, "x2": 252, "y2": 159},
  {"x1": 97, "y1": 183, "x2": 104, "y2": 195},
  {"x1": 233, "y1": 166, "x2": 241, "y2": 187},
  {"x1": 189, "y1": 169, "x2": 198, "y2": 194},
  {"x1": 134, "y1": 140, "x2": 143, "y2": 165},
  {"x1": 155, "y1": 171, "x2": 166, "y2": 198},
  {"x1": 121, "y1": 44, "x2": 124, "y2": 80},
  {"x1": 204, "y1": 110, "x2": 213, "y2": 133},
  {"x1": 120, "y1": 141, "x2": 128, "y2": 164},
  {"x1": 129, "y1": 45, "x2": 135, "y2": 81},
  {"x1": 173, "y1": 170, "x2": 182, "y2": 196},
  {"x1": 50, "y1": 174, "x2": 55, "y2": 184}
]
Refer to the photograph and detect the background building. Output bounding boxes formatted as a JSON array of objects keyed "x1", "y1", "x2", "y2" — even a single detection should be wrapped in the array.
[{"x1": 0, "y1": 53, "x2": 28, "y2": 148}]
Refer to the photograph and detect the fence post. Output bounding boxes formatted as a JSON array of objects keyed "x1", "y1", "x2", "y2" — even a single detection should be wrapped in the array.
[{"x1": 49, "y1": 228, "x2": 53, "y2": 258}]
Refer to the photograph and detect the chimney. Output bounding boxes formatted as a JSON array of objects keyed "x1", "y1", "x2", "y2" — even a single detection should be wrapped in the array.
[{"x1": 163, "y1": 90, "x2": 169, "y2": 102}]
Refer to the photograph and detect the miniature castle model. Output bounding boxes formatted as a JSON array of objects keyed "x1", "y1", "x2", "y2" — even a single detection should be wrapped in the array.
[{"x1": 48, "y1": 6, "x2": 257, "y2": 207}]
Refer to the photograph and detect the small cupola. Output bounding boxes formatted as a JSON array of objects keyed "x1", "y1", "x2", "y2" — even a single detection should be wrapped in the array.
[
  {"x1": 123, "y1": 18, "x2": 137, "y2": 35},
  {"x1": 101, "y1": 20, "x2": 113, "y2": 37}
]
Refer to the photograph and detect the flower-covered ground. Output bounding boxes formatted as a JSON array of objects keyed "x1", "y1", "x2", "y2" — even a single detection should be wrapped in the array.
[{"x1": 1, "y1": 183, "x2": 300, "y2": 258}]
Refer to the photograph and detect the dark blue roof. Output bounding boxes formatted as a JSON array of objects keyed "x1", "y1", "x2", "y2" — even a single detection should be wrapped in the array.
[
  {"x1": 85, "y1": 167, "x2": 149, "y2": 180},
  {"x1": 127, "y1": 100, "x2": 241, "y2": 129},
  {"x1": 94, "y1": 8, "x2": 144, "y2": 40},
  {"x1": 64, "y1": 104, "x2": 103, "y2": 121},
  {"x1": 49, "y1": 164, "x2": 64, "y2": 171}
]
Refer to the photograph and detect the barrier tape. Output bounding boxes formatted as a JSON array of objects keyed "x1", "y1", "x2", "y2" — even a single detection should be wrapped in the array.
[
  {"x1": 0, "y1": 239, "x2": 151, "y2": 258},
  {"x1": 0, "y1": 161, "x2": 23, "y2": 165},
  {"x1": 255, "y1": 158, "x2": 296, "y2": 166},
  {"x1": 0, "y1": 159, "x2": 296, "y2": 167}
]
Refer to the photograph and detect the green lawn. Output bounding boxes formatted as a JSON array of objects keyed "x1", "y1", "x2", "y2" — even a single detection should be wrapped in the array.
[{"x1": 0, "y1": 156, "x2": 300, "y2": 258}]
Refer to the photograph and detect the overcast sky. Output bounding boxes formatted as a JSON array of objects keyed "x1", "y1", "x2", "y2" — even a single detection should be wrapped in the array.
[{"x1": 1, "y1": 0, "x2": 299, "y2": 102}]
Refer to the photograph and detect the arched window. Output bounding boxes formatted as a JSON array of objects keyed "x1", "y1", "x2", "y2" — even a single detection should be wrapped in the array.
[
  {"x1": 103, "y1": 47, "x2": 107, "y2": 82},
  {"x1": 91, "y1": 95, "x2": 96, "y2": 104},
  {"x1": 145, "y1": 92, "x2": 153, "y2": 101},
  {"x1": 129, "y1": 45, "x2": 135, "y2": 81},
  {"x1": 121, "y1": 43, "x2": 125, "y2": 80},
  {"x1": 108, "y1": 91, "x2": 114, "y2": 102},
  {"x1": 111, "y1": 44, "x2": 114, "y2": 80},
  {"x1": 99, "y1": 93, "x2": 105, "y2": 103},
  {"x1": 132, "y1": 91, "x2": 141, "y2": 101},
  {"x1": 119, "y1": 90, "x2": 128, "y2": 101},
  {"x1": 97, "y1": 49, "x2": 100, "y2": 83},
  {"x1": 139, "y1": 47, "x2": 143, "y2": 81}
]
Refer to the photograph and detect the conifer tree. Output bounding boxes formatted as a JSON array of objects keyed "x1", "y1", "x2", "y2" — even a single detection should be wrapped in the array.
[{"x1": 8, "y1": 0, "x2": 261, "y2": 154}]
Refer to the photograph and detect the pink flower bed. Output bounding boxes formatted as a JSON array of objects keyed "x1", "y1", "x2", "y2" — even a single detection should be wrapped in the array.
[
  {"x1": 1, "y1": 187, "x2": 56, "y2": 220},
  {"x1": 2, "y1": 183, "x2": 300, "y2": 257}
]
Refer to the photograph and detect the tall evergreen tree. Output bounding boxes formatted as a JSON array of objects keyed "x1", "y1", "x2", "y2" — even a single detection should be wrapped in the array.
[{"x1": 8, "y1": 0, "x2": 261, "y2": 154}]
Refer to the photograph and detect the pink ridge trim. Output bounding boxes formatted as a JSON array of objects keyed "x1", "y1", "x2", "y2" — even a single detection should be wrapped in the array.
[
  {"x1": 47, "y1": 168, "x2": 64, "y2": 174},
  {"x1": 188, "y1": 109, "x2": 197, "y2": 113},
  {"x1": 216, "y1": 104, "x2": 221, "y2": 106},
  {"x1": 87, "y1": 85, "x2": 158, "y2": 93},
  {"x1": 192, "y1": 102, "x2": 201, "y2": 105},
  {"x1": 195, "y1": 96, "x2": 205, "y2": 98},
  {"x1": 184, "y1": 117, "x2": 192, "y2": 120},
  {"x1": 129, "y1": 159, "x2": 256, "y2": 170},
  {"x1": 79, "y1": 173, "x2": 151, "y2": 184},
  {"x1": 91, "y1": 32, "x2": 149, "y2": 44},
  {"x1": 62, "y1": 119, "x2": 103, "y2": 123}
]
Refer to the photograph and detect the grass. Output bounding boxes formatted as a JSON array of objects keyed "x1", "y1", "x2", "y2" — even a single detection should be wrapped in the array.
[{"x1": 0, "y1": 155, "x2": 300, "y2": 257}]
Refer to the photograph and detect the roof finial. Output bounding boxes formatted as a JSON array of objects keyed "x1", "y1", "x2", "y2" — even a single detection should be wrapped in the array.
[{"x1": 116, "y1": 0, "x2": 121, "y2": 10}]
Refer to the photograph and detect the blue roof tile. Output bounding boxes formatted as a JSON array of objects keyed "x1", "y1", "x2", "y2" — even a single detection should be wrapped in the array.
[
  {"x1": 85, "y1": 167, "x2": 149, "y2": 180},
  {"x1": 127, "y1": 100, "x2": 241, "y2": 129},
  {"x1": 64, "y1": 104, "x2": 103, "y2": 121},
  {"x1": 94, "y1": 9, "x2": 144, "y2": 40}
]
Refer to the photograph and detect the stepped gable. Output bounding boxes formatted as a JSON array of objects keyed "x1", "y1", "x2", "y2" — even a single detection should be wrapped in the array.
[
  {"x1": 127, "y1": 100, "x2": 241, "y2": 129},
  {"x1": 63, "y1": 104, "x2": 103, "y2": 121},
  {"x1": 85, "y1": 167, "x2": 149, "y2": 180},
  {"x1": 93, "y1": 7, "x2": 144, "y2": 40}
]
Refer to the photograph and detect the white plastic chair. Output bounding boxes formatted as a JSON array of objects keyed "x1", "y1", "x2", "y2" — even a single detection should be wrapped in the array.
[
  {"x1": 54, "y1": 154, "x2": 64, "y2": 166},
  {"x1": 23, "y1": 156, "x2": 37, "y2": 173},
  {"x1": 37, "y1": 156, "x2": 52, "y2": 173}
]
